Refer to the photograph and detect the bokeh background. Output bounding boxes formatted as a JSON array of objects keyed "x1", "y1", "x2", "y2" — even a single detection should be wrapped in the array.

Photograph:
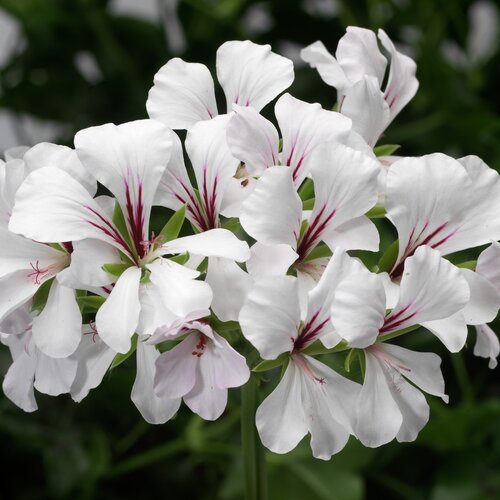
[{"x1": 1, "y1": 0, "x2": 500, "y2": 498}]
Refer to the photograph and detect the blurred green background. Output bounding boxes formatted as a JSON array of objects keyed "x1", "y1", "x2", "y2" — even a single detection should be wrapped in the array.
[{"x1": 1, "y1": 0, "x2": 500, "y2": 498}]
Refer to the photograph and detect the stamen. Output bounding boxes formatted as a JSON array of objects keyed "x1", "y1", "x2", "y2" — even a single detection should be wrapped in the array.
[
  {"x1": 191, "y1": 334, "x2": 208, "y2": 358},
  {"x1": 27, "y1": 260, "x2": 51, "y2": 285}
]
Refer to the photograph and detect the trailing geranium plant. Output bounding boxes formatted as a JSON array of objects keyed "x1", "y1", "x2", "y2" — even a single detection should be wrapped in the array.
[{"x1": 1, "y1": 27, "x2": 500, "y2": 498}]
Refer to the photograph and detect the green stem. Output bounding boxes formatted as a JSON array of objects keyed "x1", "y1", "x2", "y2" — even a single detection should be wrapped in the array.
[{"x1": 241, "y1": 375, "x2": 267, "y2": 500}]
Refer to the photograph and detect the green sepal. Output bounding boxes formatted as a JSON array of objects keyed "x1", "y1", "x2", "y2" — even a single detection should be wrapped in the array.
[
  {"x1": 457, "y1": 260, "x2": 477, "y2": 270},
  {"x1": 77, "y1": 295, "x2": 106, "y2": 312},
  {"x1": 304, "y1": 244, "x2": 333, "y2": 262},
  {"x1": 112, "y1": 202, "x2": 134, "y2": 252},
  {"x1": 366, "y1": 205, "x2": 387, "y2": 219},
  {"x1": 208, "y1": 316, "x2": 240, "y2": 334},
  {"x1": 31, "y1": 278, "x2": 54, "y2": 312},
  {"x1": 169, "y1": 252, "x2": 190, "y2": 265},
  {"x1": 344, "y1": 348, "x2": 358, "y2": 373},
  {"x1": 278, "y1": 137, "x2": 283, "y2": 153},
  {"x1": 379, "y1": 324, "x2": 421, "y2": 342},
  {"x1": 378, "y1": 239, "x2": 399, "y2": 273},
  {"x1": 298, "y1": 178, "x2": 314, "y2": 201},
  {"x1": 159, "y1": 205, "x2": 186, "y2": 243},
  {"x1": 222, "y1": 217, "x2": 241, "y2": 233},
  {"x1": 102, "y1": 263, "x2": 131, "y2": 277},
  {"x1": 252, "y1": 353, "x2": 288, "y2": 372},
  {"x1": 111, "y1": 334, "x2": 138, "y2": 369},
  {"x1": 374, "y1": 144, "x2": 400, "y2": 157},
  {"x1": 302, "y1": 339, "x2": 349, "y2": 355},
  {"x1": 140, "y1": 269, "x2": 151, "y2": 284},
  {"x1": 302, "y1": 198, "x2": 314, "y2": 210},
  {"x1": 197, "y1": 257, "x2": 208, "y2": 274}
]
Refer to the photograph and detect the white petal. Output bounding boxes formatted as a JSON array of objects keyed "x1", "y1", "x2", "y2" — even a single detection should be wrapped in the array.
[
  {"x1": 2, "y1": 345, "x2": 37, "y2": 412},
  {"x1": 136, "y1": 283, "x2": 178, "y2": 337},
  {"x1": 161, "y1": 228, "x2": 250, "y2": 262},
  {"x1": 154, "y1": 334, "x2": 199, "y2": 399},
  {"x1": 380, "y1": 344, "x2": 448, "y2": 402},
  {"x1": 354, "y1": 351, "x2": 402, "y2": 447},
  {"x1": 148, "y1": 258, "x2": 212, "y2": 320},
  {"x1": 4, "y1": 145, "x2": 29, "y2": 161},
  {"x1": 239, "y1": 275, "x2": 300, "y2": 359},
  {"x1": 217, "y1": 40, "x2": 294, "y2": 112},
  {"x1": 330, "y1": 268, "x2": 386, "y2": 348},
  {"x1": 256, "y1": 362, "x2": 308, "y2": 454},
  {"x1": 246, "y1": 242, "x2": 298, "y2": 279},
  {"x1": 70, "y1": 334, "x2": 116, "y2": 402},
  {"x1": 66, "y1": 239, "x2": 120, "y2": 287},
  {"x1": 392, "y1": 376, "x2": 429, "y2": 443},
  {"x1": 340, "y1": 76, "x2": 390, "y2": 147},
  {"x1": 23, "y1": 142, "x2": 97, "y2": 195},
  {"x1": 460, "y1": 268, "x2": 500, "y2": 324},
  {"x1": 206, "y1": 257, "x2": 252, "y2": 322},
  {"x1": 324, "y1": 216, "x2": 380, "y2": 252},
  {"x1": 0, "y1": 227, "x2": 65, "y2": 278},
  {"x1": 96, "y1": 266, "x2": 141, "y2": 353},
  {"x1": 75, "y1": 120, "x2": 172, "y2": 254},
  {"x1": 276, "y1": 94, "x2": 352, "y2": 186},
  {"x1": 477, "y1": 241, "x2": 500, "y2": 292},
  {"x1": 0, "y1": 302, "x2": 32, "y2": 335},
  {"x1": 9, "y1": 167, "x2": 132, "y2": 256},
  {"x1": 31, "y1": 281, "x2": 82, "y2": 358},
  {"x1": 337, "y1": 27, "x2": 387, "y2": 87},
  {"x1": 421, "y1": 313, "x2": 469, "y2": 352},
  {"x1": 240, "y1": 166, "x2": 302, "y2": 249},
  {"x1": 0, "y1": 270, "x2": 40, "y2": 323},
  {"x1": 185, "y1": 115, "x2": 240, "y2": 228},
  {"x1": 378, "y1": 29, "x2": 419, "y2": 119},
  {"x1": 474, "y1": 324, "x2": 499, "y2": 369},
  {"x1": 147, "y1": 58, "x2": 218, "y2": 129},
  {"x1": 219, "y1": 175, "x2": 257, "y2": 218},
  {"x1": 34, "y1": 352, "x2": 77, "y2": 396},
  {"x1": 226, "y1": 105, "x2": 279, "y2": 175},
  {"x1": 132, "y1": 341, "x2": 181, "y2": 424},
  {"x1": 300, "y1": 41, "x2": 350, "y2": 91},
  {"x1": 386, "y1": 154, "x2": 500, "y2": 266},
  {"x1": 211, "y1": 331, "x2": 250, "y2": 389},
  {"x1": 383, "y1": 247, "x2": 470, "y2": 334},
  {"x1": 299, "y1": 144, "x2": 379, "y2": 258}
]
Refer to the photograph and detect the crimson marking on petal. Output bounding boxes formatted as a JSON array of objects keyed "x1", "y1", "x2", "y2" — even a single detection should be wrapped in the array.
[
  {"x1": 380, "y1": 305, "x2": 419, "y2": 334},
  {"x1": 297, "y1": 205, "x2": 337, "y2": 260},
  {"x1": 175, "y1": 176, "x2": 209, "y2": 231},
  {"x1": 292, "y1": 154, "x2": 305, "y2": 183},
  {"x1": 84, "y1": 205, "x2": 135, "y2": 262},
  {"x1": 61, "y1": 242, "x2": 74, "y2": 253},
  {"x1": 124, "y1": 178, "x2": 147, "y2": 258},
  {"x1": 285, "y1": 143, "x2": 296, "y2": 167},
  {"x1": 191, "y1": 334, "x2": 207, "y2": 357},
  {"x1": 294, "y1": 309, "x2": 330, "y2": 350}
]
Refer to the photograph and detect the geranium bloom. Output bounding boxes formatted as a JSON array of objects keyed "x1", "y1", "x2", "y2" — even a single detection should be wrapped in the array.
[
  {"x1": 146, "y1": 40, "x2": 294, "y2": 130},
  {"x1": 239, "y1": 143, "x2": 380, "y2": 299},
  {"x1": 240, "y1": 249, "x2": 365, "y2": 459},
  {"x1": 150, "y1": 318, "x2": 250, "y2": 420},
  {"x1": 330, "y1": 246, "x2": 473, "y2": 446},
  {"x1": 8, "y1": 119, "x2": 250, "y2": 354},
  {"x1": 302, "y1": 27, "x2": 418, "y2": 147}
]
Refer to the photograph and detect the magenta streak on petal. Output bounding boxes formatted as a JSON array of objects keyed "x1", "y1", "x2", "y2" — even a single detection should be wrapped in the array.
[
  {"x1": 84, "y1": 205, "x2": 135, "y2": 261},
  {"x1": 294, "y1": 309, "x2": 330, "y2": 350},
  {"x1": 175, "y1": 177, "x2": 208, "y2": 231},
  {"x1": 296, "y1": 205, "x2": 337, "y2": 260},
  {"x1": 201, "y1": 166, "x2": 219, "y2": 230},
  {"x1": 292, "y1": 155, "x2": 305, "y2": 183},
  {"x1": 61, "y1": 242, "x2": 74, "y2": 253},
  {"x1": 391, "y1": 222, "x2": 450, "y2": 279},
  {"x1": 380, "y1": 304, "x2": 418, "y2": 334},
  {"x1": 234, "y1": 95, "x2": 239, "y2": 105},
  {"x1": 124, "y1": 178, "x2": 146, "y2": 258},
  {"x1": 285, "y1": 143, "x2": 296, "y2": 167}
]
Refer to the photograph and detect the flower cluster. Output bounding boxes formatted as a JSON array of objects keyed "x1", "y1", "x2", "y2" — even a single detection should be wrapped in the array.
[{"x1": 1, "y1": 27, "x2": 500, "y2": 460}]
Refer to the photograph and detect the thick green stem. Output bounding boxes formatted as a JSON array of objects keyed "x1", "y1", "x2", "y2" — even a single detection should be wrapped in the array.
[{"x1": 241, "y1": 374, "x2": 267, "y2": 500}]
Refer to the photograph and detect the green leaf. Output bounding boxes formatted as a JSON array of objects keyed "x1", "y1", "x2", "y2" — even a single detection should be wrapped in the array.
[
  {"x1": 222, "y1": 217, "x2": 241, "y2": 232},
  {"x1": 378, "y1": 239, "x2": 399, "y2": 273},
  {"x1": 374, "y1": 144, "x2": 400, "y2": 156},
  {"x1": 298, "y1": 178, "x2": 314, "y2": 201},
  {"x1": 252, "y1": 353, "x2": 288, "y2": 372},
  {"x1": 302, "y1": 339, "x2": 348, "y2": 356},
  {"x1": 365, "y1": 205, "x2": 387, "y2": 219},
  {"x1": 159, "y1": 205, "x2": 186, "y2": 243},
  {"x1": 102, "y1": 263, "x2": 131, "y2": 277},
  {"x1": 31, "y1": 278, "x2": 54, "y2": 312},
  {"x1": 209, "y1": 316, "x2": 240, "y2": 334},
  {"x1": 111, "y1": 334, "x2": 138, "y2": 369},
  {"x1": 77, "y1": 295, "x2": 106, "y2": 312}
]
